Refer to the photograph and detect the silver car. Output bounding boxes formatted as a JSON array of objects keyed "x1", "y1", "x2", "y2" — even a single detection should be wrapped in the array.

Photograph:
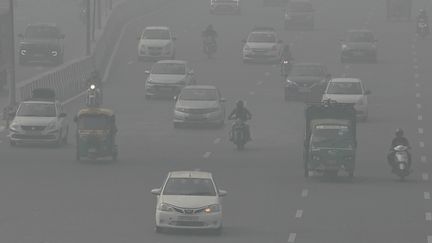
[
  {"x1": 173, "y1": 85, "x2": 226, "y2": 128},
  {"x1": 341, "y1": 29, "x2": 378, "y2": 63},
  {"x1": 145, "y1": 60, "x2": 196, "y2": 99},
  {"x1": 242, "y1": 27, "x2": 283, "y2": 63}
]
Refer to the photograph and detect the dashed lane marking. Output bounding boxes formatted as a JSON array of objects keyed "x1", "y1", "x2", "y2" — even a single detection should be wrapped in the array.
[
  {"x1": 203, "y1": 152, "x2": 212, "y2": 159},
  {"x1": 413, "y1": 58, "x2": 418, "y2": 63},
  {"x1": 301, "y1": 189, "x2": 309, "y2": 197},
  {"x1": 428, "y1": 235, "x2": 432, "y2": 243},
  {"x1": 288, "y1": 233, "x2": 297, "y2": 243},
  {"x1": 295, "y1": 210, "x2": 303, "y2": 219},
  {"x1": 412, "y1": 51, "x2": 417, "y2": 56},
  {"x1": 249, "y1": 91, "x2": 255, "y2": 95},
  {"x1": 411, "y1": 44, "x2": 416, "y2": 49},
  {"x1": 416, "y1": 83, "x2": 421, "y2": 88},
  {"x1": 264, "y1": 72, "x2": 271, "y2": 77},
  {"x1": 422, "y1": 173, "x2": 429, "y2": 181},
  {"x1": 417, "y1": 103, "x2": 422, "y2": 109},
  {"x1": 414, "y1": 73, "x2": 420, "y2": 79},
  {"x1": 419, "y1": 128, "x2": 424, "y2": 134},
  {"x1": 257, "y1": 81, "x2": 264, "y2": 86},
  {"x1": 426, "y1": 212, "x2": 431, "y2": 221},
  {"x1": 414, "y1": 65, "x2": 419, "y2": 70},
  {"x1": 419, "y1": 141, "x2": 425, "y2": 148},
  {"x1": 425, "y1": 192, "x2": 431, "y2": 200},
  {"x1": 213, "y1": 138, "x2": 221, "y2": 144},
  {"x1": 127, "y1": 60, "x2": 134, "y2": 64},
  {"x1": 418, "y1": 115, "x2": 423, "y2": 121},
  {"x1": 421, "y1": 156, "x2": 427, "y2": 163},
  {"x1": 416, "y1": 93, "x2": 421, "y2": 98}
]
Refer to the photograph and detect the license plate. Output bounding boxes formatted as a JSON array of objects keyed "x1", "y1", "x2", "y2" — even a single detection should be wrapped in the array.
[
  {"x1": 26, "y1": 131, "x2": 41, "y2": 136},
  {"x1": 158, "y1": 87, "x2": 173, "y2": 92},
  {"x1": 88, "y1": 148, "x2": 97, "y2": 153},
  {"x1": 299, "y1": 87, "x2": 310, "y2": 93},
  {"x1": 177, "y1": 215, "x2": 198, "y2": 221}
]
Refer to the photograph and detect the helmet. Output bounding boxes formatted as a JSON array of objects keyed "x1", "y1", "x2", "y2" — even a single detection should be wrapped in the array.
[
  {"x1": 395, "y1": 128, "x2": 404, "y2": 137},
  {"x1": 236, "y1": 100, "x2": 244, "y2": 108}
]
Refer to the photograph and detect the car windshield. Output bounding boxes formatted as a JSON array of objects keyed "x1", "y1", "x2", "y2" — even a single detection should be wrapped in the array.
[
  {"x1": 16, "y1": 103, "x2": 56, "y2": 117},
  {"x1": 179, "y1": 89, "x2": 219, "y2": 101},
  {"x1": 162, "y1": 178, "x2": 217, "y2": 196},
  {"x1": 290, "y1": 65, "x2": 324, "y2": 77},
  {"x1": 347, "y1": 32, "x2": 375, "y2": 42},
  {"x1": 326, "y1": 82, "x2": 362, "y2": 95},
  {"x1": 78, "y1": 116, "x2": 110, "y2": 130},
  {"x1": 151, "y1": 63, "x2": 186, "y2": 75},
  {"x1": 248, "y1": 33, "x2": 276, "y2": 43},
  {"x1": 288, "y1": 2, "x2": 314, "y2": 12},
  {"x1": 25, "y1": 26, "x2": 60, "y2": 39},
  {"x1": 142, "y1": 29, "x2": 170, "y2": 40},
  {"x1": 311, "y1": 125, "x2": 353, "y2": 148}
]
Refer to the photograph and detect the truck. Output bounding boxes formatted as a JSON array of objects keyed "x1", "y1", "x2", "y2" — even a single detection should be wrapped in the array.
[
  {"x1": 386, "y1": 0, "x2": 412, "y2": 21},
  {"x1": 303, "y1": 100, "x2": 357, "y2": 178},
  {"x1": 0, "y1": 7, "x2": 11, "y2": 91}
]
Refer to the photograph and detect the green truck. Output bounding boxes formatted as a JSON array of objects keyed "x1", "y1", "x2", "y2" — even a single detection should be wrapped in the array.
[{"x1": 303, "y1": 101, "x2": 357, "y2": 178}]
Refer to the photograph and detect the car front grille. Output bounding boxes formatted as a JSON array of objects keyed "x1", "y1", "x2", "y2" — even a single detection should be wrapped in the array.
[
  {"x1": 21, "y1": 125, "x2": 46, "y2": 131},
  {"x1": 183, "y1": 108, "x2": 216, "y2": 114},
  {"x1": 172, "y1": 221, "x2": 205, "y2": 227},
  {"x1": 172, "y1": 206, "x2": 207, "y2": 214}
]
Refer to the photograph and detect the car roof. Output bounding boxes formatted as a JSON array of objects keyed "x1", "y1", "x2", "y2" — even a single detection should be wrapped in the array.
[
  {"x1": 348, "y1": 29, "x2": 372, "y2": 33},
  {"x1": 329, "y1": 78, "x2": 362, "y2": 83},
  {"x1": 156, "y1": 60, "x2": 187, "y2": 64},
  {"x1": 183, "y1": 85, "x2": 217, "y2": 90},
  {"x1": 168, "y1": 171, "x2": 213, "y2": 179},
  {"x1": 21, "y1": 100, "x2": 56, "y2": 105},
  {"x1": 145, "y1": 26, "x2": 170, "y2": 30},
  {"x1": 27, "y1": 23, "x2": 58, "y2": 28}
]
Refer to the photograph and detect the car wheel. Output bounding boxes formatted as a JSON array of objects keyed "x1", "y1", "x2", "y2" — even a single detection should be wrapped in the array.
[
  {"x1": 155, "y1": 226, "x2": 163, "y2": 233},
  {"x1": 62, "y1": 126, "x2": 69, "y2": 145},
  {"x1": 19, "y1": 58, "x2": 27, "y2": 65}
]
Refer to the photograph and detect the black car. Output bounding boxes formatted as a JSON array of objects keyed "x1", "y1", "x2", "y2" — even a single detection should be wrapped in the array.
[
  {"x1": 18, "y1": 23, "x2": 65, "y2": 65},
  {"x1": 283, "y1": 63, "x2": 329, "y2": 102}
]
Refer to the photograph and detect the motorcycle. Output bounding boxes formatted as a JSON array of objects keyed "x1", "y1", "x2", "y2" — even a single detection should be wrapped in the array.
[
  {"x1": 390, "y1": 145, "x2": 411, "y2": 180},
  {"x1": 417, "y1": 21, "x2": 430, "y2": 38},
  {"x1": 203, "y1": 36, "x2": 217, "y2": 59},
  {"x1": 86, "y1": 84, "x2": 102, "y2": 107},
  {"x1": 280, "y1": 59, "x2": 292, "y2": 77},
  {"x1": 229, "y1": 118, "x2": 249, "y2": 150}
]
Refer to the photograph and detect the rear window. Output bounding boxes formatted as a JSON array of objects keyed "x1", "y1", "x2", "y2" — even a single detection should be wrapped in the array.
[
  {"x1": 326, "y1": 82, "x2": 363, "y2": 95},
  {"x1": 247, "y1": 32, "x2": 276, "y2": 43},
  {"x1": 179, "y1": 88, "x2": 219, "y2": 101},
  {"x1": 288, "y1": 1, "x2": 314, "y2": 12},
  {"x1": 17, "y1": 103, "x2": 56, "y2": 117},
  {"x1": 162, "y1": 178, "x2": 216, "y2": 196},
  {"x1": 142, "y1": 29, "x2": 170, "y2": 40},
  {"x1": 151, "y1": 63, "x2": 186, "y2": 75},
  {"x1": 25, "y1": 25, "x2": 60, "y2": 39},
  {"x1": 347, "y1": 31, "x2": 375, "y2": 42}
]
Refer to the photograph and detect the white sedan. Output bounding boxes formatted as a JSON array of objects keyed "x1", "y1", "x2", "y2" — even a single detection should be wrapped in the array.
[
  {"x1": 151, "y1": 171, "x2": 227, "y2": 234},
  {"x1": 322, "y1": 78, "x2": 371, "y2": 121}
]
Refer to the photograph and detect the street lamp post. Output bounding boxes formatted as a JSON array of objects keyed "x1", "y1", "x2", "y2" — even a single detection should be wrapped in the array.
[
  {"x1": 86, "y1": 0, "x2": 91, "y2": 55},
  {"x1": 8, "y1": 0, "x2": 16, "y2": 107}
]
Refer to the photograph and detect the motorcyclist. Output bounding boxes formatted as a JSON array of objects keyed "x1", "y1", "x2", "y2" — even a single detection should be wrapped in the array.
[
  {"x1": 86, "y1": 70, "x2": 103, "y2": 105},
  {"x1": 417, "y1": 9, "x2": 429, "y2": 24},
  {"x1": 201, "y1": 25, "x2": 218, "y2": 51},
  {"x1": 280, "y1": 44, "x2": 294, "y2": 76},
  {"x1": 387, "y1": 128, "x2": 411, "y2": 169},
  {"x1": 228, "y1": 100, "x2": 252, "y2": 141}
]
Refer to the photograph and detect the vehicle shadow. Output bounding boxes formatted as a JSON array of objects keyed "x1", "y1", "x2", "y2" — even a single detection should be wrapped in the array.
[{"x1": 306, "y1": 174, "x2": 423, "y2": 184}]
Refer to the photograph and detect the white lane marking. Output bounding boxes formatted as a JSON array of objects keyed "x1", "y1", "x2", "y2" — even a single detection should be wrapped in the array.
[
  {"x1": 416, "y1": 93, "x2": 421, "y2": 98},
  {"x1": 288, "y1": 233, "x2": 297, "y2": 243},
  {"x1": 127, "y1": 60, "x2": 134, "y2": 64},
  {"x1": 422, "y1": 173, "x2": 429, "y2": 181},
  {"x1": 35, "y1": 66, "x2": 44, "y2": 71},
  {"x1": 414, "y1": 65, "x2": 419, "y2": 70},
  {"x1": 203, "y1": 152, "x2": 212, "y2": 159},
  {"x1": 414, "y1": 73, "x2": 420, "y2": 79},
  {"x1": 413, "y1": 58, "x2": 418, "y2": 63},
  {"x1": 301, "y1": 189, "x2": 309, "y2": 197},
  {"x1": 249, "y1": 91, "x2": 255, "y2": 95},
  {"x1": 411, "y1": 44, "x2": 416, "y2": 49},
  {"x1": 213, "y1": 138, "x2": 221, "y2": 144},
  {"x1": 264, "y1": 72, "x2": 271, "y2": 77},
  {"x1": 418, "y1": 115, "x2": 423, "y2": 121},
  {"x1": 428, "y1": 235, "x2": 432, "y2": 243},
  {"x1": 425, "y1": 192, "x2": 431, "y2": 200},
  {"x1": 426, "y1": 212, "x2": 432, "y2": 221},
  {"x1": 421, "y1": 156, "x2": 427, "y2": 163},
  {"x1": 417, "y1": 103, "x2": 422, "y2": 109},
  {"x1": 257, "y1": 81, "x2": 264, "y2": 86},
  {"x1": 295, "y1": 210, "x2": 303, "y2": 219},
  {"x1": 418, "y1": 128, "x2": 424, "y2": 134},
  {"x1": 416, "y1": 83, "x2": 421, "y2": 88},
  {"x1": 412, "y1": 51, "x2": 417, "y2": 56},
  {"x1": 419, "y1": 141, "x2": 425, "y2": 148}
]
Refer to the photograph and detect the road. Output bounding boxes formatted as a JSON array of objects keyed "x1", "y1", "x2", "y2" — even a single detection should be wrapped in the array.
[{"x1": 0, "y1": 0, "x2": 431, "y2": 242}]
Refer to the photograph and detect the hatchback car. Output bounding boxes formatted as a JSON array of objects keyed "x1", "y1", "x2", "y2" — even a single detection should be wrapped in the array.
[
  {"x1": 151, "y1": 171, "x2": 227, "y2": 233},
  {"x1": 145, "y1": 60, "x2": 196, "y2": 99},
  {"x1": 284, "y1": 0, "x2": 315, "y2": 30},
  {"x1": 340, "y1": 29, "x2": 378, "y2": 63},
  {"x1": 322, "y1": 78, "x2": 371, "y2": 121},
  {"x1": 284, "y1": 63, "x2": 329, "y2": 101},
  {"x1": 137, "y1": 26, "x2": 176, "y2": 61},
  {"x1": 210, "y1": 0, "x2": 240, "y2": 14},
  {"x1": 173, "y1": 85, "x2": 226, "y2": 128},
  {"x1": 242, "y1": 27, "x2": 283, "y2": 63}
]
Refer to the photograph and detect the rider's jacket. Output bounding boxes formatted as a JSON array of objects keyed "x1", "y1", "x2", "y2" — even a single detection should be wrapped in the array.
[
  {"x1": 228, "y1": 107, "x2": 252, "y2": 122},
  {"x1": 391, "y1": 137, "x2": 410, "y2": 149}
]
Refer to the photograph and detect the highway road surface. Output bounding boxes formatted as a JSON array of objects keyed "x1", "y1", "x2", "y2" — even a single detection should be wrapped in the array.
[{"x1": 0, "y1": 0, "x2": 431, "y2": 242}]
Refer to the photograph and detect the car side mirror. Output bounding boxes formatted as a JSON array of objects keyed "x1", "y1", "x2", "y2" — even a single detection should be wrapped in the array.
[
  {"x1": 219, "y1": 190, "x2": 227, "y2": 197},
  {"x1": 365, "y1": 90, "x2": 371, "y2": 95},
  {"x1": 151, "y1": 188, "x2": 161, "y2": 195},
  {"x1": 59, "y1": 113, "x2": 67, "y2": 118},
  {"x1": 144, "y1": 70, "x2": 150, "y2": 75},
  {"x1": 173, "y1": 96, "x2": 178, "y2": 101},
  {"x1": 18, "y1": 33, "x2": 24, "y2": 38}
]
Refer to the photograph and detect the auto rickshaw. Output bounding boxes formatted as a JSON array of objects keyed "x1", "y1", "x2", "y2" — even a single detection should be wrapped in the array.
[
  {"x1": 74, "y1": 108, "x2": 118, "y2": 161},
  {"x1": 386, "y1": 0, "x2": 412, "y2": 21}
]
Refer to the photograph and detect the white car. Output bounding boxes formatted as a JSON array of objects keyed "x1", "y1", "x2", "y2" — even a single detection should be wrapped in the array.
[
  {"x1": 242, "y1": 27, "x2": 283, "y2": 63},
  {"x1": 210, "y1": 0, "x2": 240, "y2": 14},
  {"x1": 151, "y1": 171, "x2": 227, "y2": 233},
  {"x1": 322, "y1": 78, "x2": 371, "y2": 121},
  {"x1": 145, "y1": 60, "x2": 196, "y2": 99},
  {"x1": 137, "y1": 26, "x2": 176, "y2": 61},
  {"x1": 9, "y1": 97, "x2": 69, "y2": 146}
]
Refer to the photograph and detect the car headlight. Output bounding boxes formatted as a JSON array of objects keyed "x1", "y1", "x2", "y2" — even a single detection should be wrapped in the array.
[
  {"x1": 158, "y1": 203, "x2": 174, "y2": 212},
  {"x1": 175, "y1": 107, "x2": 187, "y2": 112},
  {"x1": 146, "y1": 79, "x2": 155, "y2": 85},
  {"x1": 243, "y1": 45, "x2": 251, "y2": 51},
  {"x1": 286, "y1": 80, "x2": 297, "y2": 86},
  {"x1": 45, "y1": 122, "x2": 58, "y2": 131},
  {"x1": 342, "y1": 44, "x2": 348, "y2": 50},
  {"x1": 271, "y1": 45, "x2": 277, "y2": 51},
  {"x1": 51, "y1": 50, "x2": 58, "y2": 56},
  {"x1": 9, "y1": 123, "x2": 20, "y2": 132},
  {"x1": 20, "y1": 49, "x2": 27, "y2": 55},
  {"x1": 204, "y1": 204, "x2": 221, "y2": 213},
  {"x1": 312, "y1": 155, "x2": 320, "y2": 160}
]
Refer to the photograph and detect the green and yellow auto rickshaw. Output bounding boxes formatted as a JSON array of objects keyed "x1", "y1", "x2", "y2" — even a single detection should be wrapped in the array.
[{"x1": 74, "y1": 107, "x2": 118, "y2": 161}]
